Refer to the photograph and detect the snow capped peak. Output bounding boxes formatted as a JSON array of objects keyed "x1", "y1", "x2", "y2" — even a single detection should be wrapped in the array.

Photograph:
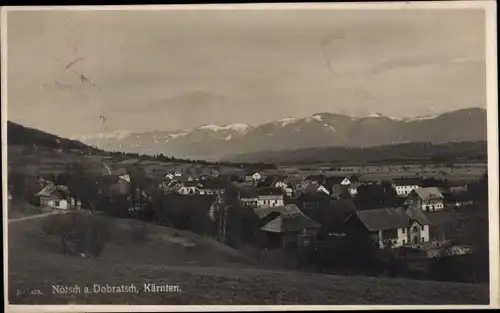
[
  {"x1": 312, "y1": 115, "x2": 324, "y2": 121},
  {"x1": 276, "y1": 117, "x2": 298, "y2": 127},
  {"x1": 223, "y1": 123, "x2": 251, "y2": 132},
  {"x1": 364, "y1": 112, "x2": 386, "y2": 118},
  {"x1": 199, "y1": 124, "x2": 222, "y2": 131},
  {"x1": 197, "y1": 123, "x2": 251, "y2": 132}
]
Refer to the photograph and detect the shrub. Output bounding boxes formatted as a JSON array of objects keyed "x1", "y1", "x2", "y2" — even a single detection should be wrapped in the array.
[{"x1": 42, "y1": 213, "x2": 112, "y2": 257}]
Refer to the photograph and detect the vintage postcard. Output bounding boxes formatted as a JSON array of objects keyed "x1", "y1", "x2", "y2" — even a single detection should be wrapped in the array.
[{"x1": 2, "y1": 1, "x2": 498, "y2": 311}]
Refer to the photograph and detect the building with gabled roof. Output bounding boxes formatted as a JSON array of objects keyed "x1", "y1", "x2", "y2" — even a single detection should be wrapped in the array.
[
  {"x1": 405, "y1": 187, "x2": 445, "y2": 212},
  {"x1": 346, "y1": 206, "x2": 433, "y2": 249},
  {"x1": 34, "y1": 183, "x2": 79, "y2": 210},
  {"x1": 392, "y1": 177, "x2": 423, "y2": 197}
]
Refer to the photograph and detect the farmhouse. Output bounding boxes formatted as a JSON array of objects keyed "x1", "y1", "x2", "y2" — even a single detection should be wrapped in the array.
[
  {"x1": 346, "y1": 207, "x2": 432, "y2": 249},
  {"x1": 392, "y1": 178, "x2": 423, "y2": 197},
  {"x1": 34, "y1": 183, "x2": 79, "y2": 210},
  {"x1": 405, "y1": 187, "x2": 445, "y2": 212},
  {"x1": 259, "y1": 211, "x2": 321, "y2": 248}
]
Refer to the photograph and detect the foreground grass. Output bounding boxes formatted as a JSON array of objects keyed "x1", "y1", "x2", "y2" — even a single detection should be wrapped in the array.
[{"x1": 8, "y1": 214, "x2": 489, "y2": 305}]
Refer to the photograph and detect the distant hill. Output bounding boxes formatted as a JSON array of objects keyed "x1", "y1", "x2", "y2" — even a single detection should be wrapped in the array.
[
  {"x1": 7, "y1": 121, "x2": 93, "y2": 151},
  {"x1": 227, "y1": 141, "x2": 488, "y2": 165},
  {"x1": 73, "y1": 107, "x2": 487, "y2": 161}
]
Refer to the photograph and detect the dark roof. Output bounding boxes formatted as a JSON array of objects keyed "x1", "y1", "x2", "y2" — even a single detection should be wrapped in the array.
[
  {"x1": 405, "y1": 206, "x2": 433, "y2": 226},
  {"x1": 253, "y1": 204, "x2": 303, "y2": 219},
  {"x1": 349, "y1": 175, "x2": 361, "y2": 183},
  {"x1": 325, "y1": 176, "x2": 346, "y2": 185},
  {"x1": 35, "y1": 184, "x2": 70, "y2": 197},
  {"x1": 392, "y1": 177, "x2": 423, "y2": 186},
  {"x1": 355, "y1": 208, "x2": 410, "y2": 231},
  {"x1": 331, "y1": 184, "x2": 349, "y2": 197},
  {"x1": 304, "y1": 184, "x2": 328, "y2": 194},
  {"x1": 355, "y1": 206, "x2": 432, "y2": 231},
  {"x1": 238, "y1": 186, "x2": 259, "y2": 198},
  {"x1": 302, "y1": 199, "x2": 357, "y2": 231},
  {"x1": 199, "y1": 179, "x2": 226, "y2": 190},
  {"x1": 411, "y1": 187, "x2": 444, "y2": 201},
  {"x1": 304, "y1": 174, "x2": 326, "y2": 182},
  {"x1": 182, "y1": 181, "x2": 200, "y2": 188},
  {"x1": 258, "y1": 187, "x2": 284, "y2": 196},
  {"x1": 261, "y1": 212, "x2": 320, "y2": 233},
  {"x1": 297, "y1": 191, "x2": 332, "y2": 202}
]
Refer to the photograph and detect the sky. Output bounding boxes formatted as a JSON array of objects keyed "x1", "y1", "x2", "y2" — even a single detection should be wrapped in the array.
[{"x1": 6, "y1": 7, "x2": 486, "y2": 138}]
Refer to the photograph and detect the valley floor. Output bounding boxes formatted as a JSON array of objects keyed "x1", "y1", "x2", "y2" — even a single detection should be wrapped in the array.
[{"x1": 7, "y1": 214, "x2": 489, "y2": 305}]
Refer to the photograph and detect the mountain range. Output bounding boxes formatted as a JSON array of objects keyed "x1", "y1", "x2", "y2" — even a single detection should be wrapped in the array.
[{"x1": 71, "y1": 107, "x2": 486, "y2": 161}]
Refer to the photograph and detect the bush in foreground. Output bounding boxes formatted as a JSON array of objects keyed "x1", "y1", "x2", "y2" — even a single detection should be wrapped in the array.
[{"x1": 42, "y1": 213, "x2": 113, "y2": 257}]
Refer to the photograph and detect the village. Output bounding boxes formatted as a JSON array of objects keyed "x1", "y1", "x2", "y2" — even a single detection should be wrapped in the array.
[{"x1": 8, "y1": 154, "x2": 489, "y2": 283}]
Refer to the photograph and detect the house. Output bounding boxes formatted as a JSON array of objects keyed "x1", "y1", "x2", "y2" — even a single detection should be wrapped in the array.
[
  {"x1": 165, "y1": 173, "x2": 175, "y2": 180},
  {"x1": 301, "y1": 199, "x2": 358, "y2": 237},
  {"x1": 177, "y1": 181, "x2": 201, "y2": 195},
  {"x1": 258, "y1": 175, "x2": 288, "y2": 189},
  {"x1": 405, "y1": 187, "x2": 445, "y2": 212},
  {"x1": 259, "y1": 210, "x2": 321, "y2": 248},
  {"x1": 304, "y1": 184, "x2": 330, "y2": 195},
  {"x1": 34, "y1": 183, "x2": 79, "y2": 210},
  {"x1": 346, "y1": 206, "x2": 432, "y2": 249},
  {"x1": 174, "y1": 169, "x2": 182, "y2": 177},
  {"x1": 257, "y1": 187, "x2": 285, "y2": 208},
  {"x1": 239, "y1": 187, "x2": 284, "y2": 208},
  {"x1": 392, "y1": 178, "x2": 423, "y2": 197}
]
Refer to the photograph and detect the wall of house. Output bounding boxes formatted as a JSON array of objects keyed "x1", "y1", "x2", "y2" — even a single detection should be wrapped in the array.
[
  {"x1": 421, "y1": 200, "x2": 444, "y2": 212},
  {"x1": 395, "y1": 185, "x2": 420, "y2": 197},
  {"x1": 47, "y1": 199, "x2": 69, "y2": 210},
  {"x1": 257, "y1": 196, "x2": 284, "y2": 208}
]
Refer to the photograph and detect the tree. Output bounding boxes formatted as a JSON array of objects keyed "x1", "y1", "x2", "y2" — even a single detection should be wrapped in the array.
[
  {"x1": 355, "y1": 182, "x2": 398, "y2": 210},
  {"x1": 64, "y1": 162, "x2": 103, "y2": 212},
  {"x1": 42, "y1": 212, "x2": 112, "y2": 256}
]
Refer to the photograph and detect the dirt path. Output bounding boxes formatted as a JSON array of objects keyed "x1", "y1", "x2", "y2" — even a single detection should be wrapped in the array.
[{"x1": 8, "y1": 210, "x2": 65, "y2": 223}]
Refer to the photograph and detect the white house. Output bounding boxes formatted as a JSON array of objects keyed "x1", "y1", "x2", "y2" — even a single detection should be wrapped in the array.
[
  {"x1": 405, "y1": 187, "x2": 445, "y2": 212},
  {"x1": 34, "y1": 184, "x2": 79, "y2": 210},
  {"x1": 352, "y1": 206, "x2": 432, "y2": 249},
  {"x1": 252, "y1": 172, "x2": 262, "y2": 181},
  {"x1": 392, "y1": 178, "x2": 423, "y2": 197},
  {"x1": 240, "y1": 187, "x2": 284, "y2": 208},
  {"x1": 174, "y1": 170, "x2": 182, "y2": 177},
  {"x1": 165, "y1": 173, "x2": 175, "y2": 180}
]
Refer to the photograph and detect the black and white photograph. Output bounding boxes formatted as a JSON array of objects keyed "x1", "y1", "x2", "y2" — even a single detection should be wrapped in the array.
[{"x1": 2, "y1": 2, "x2": 499, "y2": 310}]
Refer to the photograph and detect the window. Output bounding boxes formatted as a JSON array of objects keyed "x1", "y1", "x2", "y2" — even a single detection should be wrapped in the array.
[
  {"x1": 413, "y1": 226, "x2": 418, "y2": 232},
  {"x1": 402, "y1": 239, "x2": 406, "y2": 244},
  {"x1": 421, "y1": 237, "x2": 425, "y2": 242},
  {"x1": 402, "y1": 228, "x2": 405, "y2": 233}
]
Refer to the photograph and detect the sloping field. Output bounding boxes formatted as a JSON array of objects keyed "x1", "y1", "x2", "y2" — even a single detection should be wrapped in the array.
[{"x1": 7, "y1": 214, "x2": 489, "y2": 305}]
